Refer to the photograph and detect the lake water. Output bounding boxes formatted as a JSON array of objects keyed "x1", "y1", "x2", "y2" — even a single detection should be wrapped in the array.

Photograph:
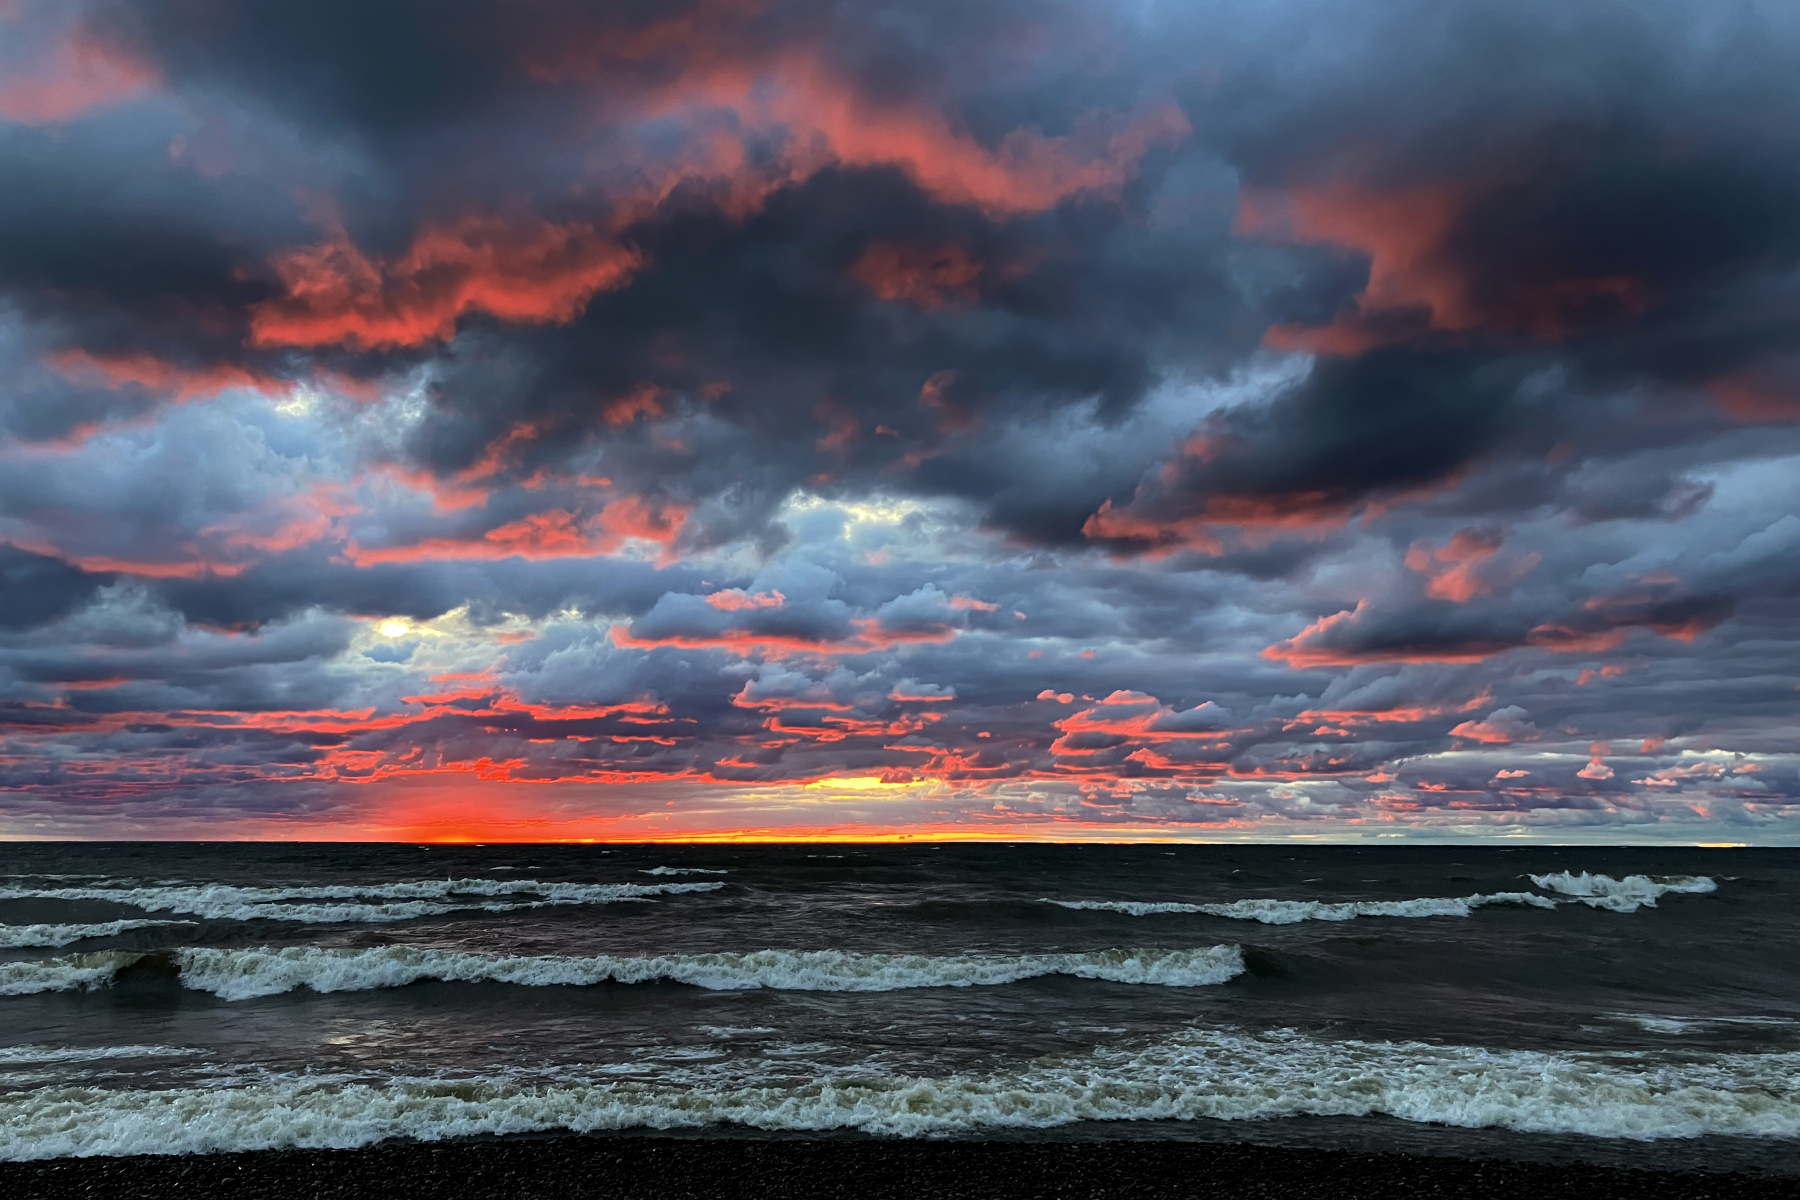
[{"x1": 1, "y1": 842, "x2": 1795, "y2": 1170}]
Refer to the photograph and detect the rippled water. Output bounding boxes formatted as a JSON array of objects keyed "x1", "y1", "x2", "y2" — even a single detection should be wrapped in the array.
[{"x1": 0, "y1": 842, "x2": 1794, "y2": 1167}]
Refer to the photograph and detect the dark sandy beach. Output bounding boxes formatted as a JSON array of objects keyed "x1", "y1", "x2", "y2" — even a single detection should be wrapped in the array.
[{"x1": 3, "y1": 1137, "x2": 1794, "y2": 1200}]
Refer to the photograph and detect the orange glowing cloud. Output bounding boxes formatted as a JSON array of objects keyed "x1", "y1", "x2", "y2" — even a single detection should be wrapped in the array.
[
  {"x1": 1289, "y1": 692, "x2": 1489, "y2": 730},
  {"x1": 1239, "y1": 177, "x2": 1654, "y2": 354},
  {"x1": 785, "y1": 83, "x2": 1189, "y2": 217},
  {"x1": 915, "y1": 370, "x2": 977, "y2": 435},
  {"x1": 1537, "y1": 588, "x2": 1731, "y2": 650},
  {"x1": 1404, "y1": 527, "x2": 1538, "y2": 602},
  {"x1": 1050, "y1": 691, "x2": 1238, "y2": 764},
  {"x1": 706, "y1": 588, "x2": 786, "y2": 611},
  {"x1": 1524, "y1": 624, "x2": 1632, "y2": 654},
  {"x1": 610, "y1": 616, "x2": 958, "y2": 658},
  {"x1": 347, "y1": 496, "x2": 687, "y2": 564},
  {"x1": 454, "y1": 422, "x2": 550, "y2": 483},
  {"x1": 887, "y1": 681, "x2": 956, "y2": 702},
  {"x1": 1239, "y1": 181, "x2": 1469, "y2": 353},
  {"x1": 851, "y1": 243, "x2": 983, "y2": 309},
  {"x1": 0, "y1": 18, "x2": 155, "y2": 124},
  {"x1": 1262, "y1": 602, "x2": 1511, "y2": 668},
  {"x1": 1576, "y1": 743, "x2": 1615, "y2": 781},
  {"x1": 516, "y1": 0, "x2": 1187, "y2": 216},
  {"x1": 1447, "y1": 706, "x2": 1538, "y2": 745},
  {"x1": 250, "y1": 213, "x2": 643, "y2": 351},
  {"x1": 1084, "y1": 484, "x2": 1363, "y2": 557},
  {"x1": 48, "y1": 350, "x2": 282, "y2": 403},
  {"x1": 3, "y1": 544, "x2": 251, "y2": 579},
  {"x1": 1266, "y1": 579, "x2": 1727, "y2": 669},
  {"x1": 247, "y1": 27, "x2": 1185, "y2": 356},
  {"x1": 1081, "y1": 501, "x2": 1224, "y2": 557},
  {"x1": 603, "y1": 384, "x2": 665, "y2": 426},
  {"x1": 1709, "y1": 359, "x2": 1800, "y2": 423}
]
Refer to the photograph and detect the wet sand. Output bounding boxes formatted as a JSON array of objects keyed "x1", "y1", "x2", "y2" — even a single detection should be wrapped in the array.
[{"x1": 3, "y1": 1136, "x2": 1792, "y2": 1200}]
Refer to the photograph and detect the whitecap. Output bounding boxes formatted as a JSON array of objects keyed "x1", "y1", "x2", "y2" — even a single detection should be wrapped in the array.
[
  {"x1": 170, "y1": 943, "x2": 1247, "y2": 1001},
  {"x1": 1041, "y1": 891, "x2": 1556, "y2": 922},
  {"x1": 1527, "y1": 872, "x2": 1717, "y2": 912},
  {"x1": 2, "y1": 1025, "x2": 1795, "y2": 1158},
  {"x1": 0, "y1": 920, "x2": 195, "y2": 949},
  {"x1": 1609, "y1": 1013, "x2": 1800, "y2": 1035},
  {"x1": 0, "y1": 879, "x2": 723, "y2": 924},
  {"x1": 0, "y1": 951, "x2": 147, "y2": 996},
  {"x1": 0, "y1": 1044, "x2": 197, "y2": 1065}
]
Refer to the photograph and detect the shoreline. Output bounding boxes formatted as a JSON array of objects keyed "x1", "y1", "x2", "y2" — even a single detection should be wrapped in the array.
[{"x1": 3, "y1": 1135, "x2": 1793, "y2": 1200}]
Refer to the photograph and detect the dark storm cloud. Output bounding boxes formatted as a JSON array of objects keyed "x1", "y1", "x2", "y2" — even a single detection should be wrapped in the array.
[
  {"x1": 13, "y1": 0, "x2": 1792, "y2": 552},
  {"x1": 0, "y1": 545, "x2": 110, "y2": 628}
]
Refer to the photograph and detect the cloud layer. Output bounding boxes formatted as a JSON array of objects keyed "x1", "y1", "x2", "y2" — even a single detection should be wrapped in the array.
[{"x1": 0, "y1": 0, "x2": 1797, "y2": 841}]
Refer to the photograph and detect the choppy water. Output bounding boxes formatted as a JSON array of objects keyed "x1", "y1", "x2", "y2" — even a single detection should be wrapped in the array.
[{"x1": 0, "y1": 843, "x2": 1795, "y2": 1169}]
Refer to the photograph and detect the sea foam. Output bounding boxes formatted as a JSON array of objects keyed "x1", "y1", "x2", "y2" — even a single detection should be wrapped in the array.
[
  {"x1": 0, "y1": 951, "x2": 145, "y2": 996},
  {"x1": 1041, "y1": 892, "x2": 1556, "y2": 922},
  {"x1": 0, "y1": 879, "x2": 723, "y2": 925},
  {"x1": 2, "y1": 1025, "x2": 1794, "y2": 1159},
  {"x1": 1043, "y1": 873, "x2": 1720, "y2": 921},
  {"x1": 0, "y1": 1044, "x2": 198, "y2": 1065},
  {"x1": 1527, "y1": 872, "x2": 1717, "y2": 912},
  {"x1": 0, "y1": 944, "x2": 1245, "y2": 1001},
  {"x1": 0, "y1": 920, "x2": 196, "y2": 949}
]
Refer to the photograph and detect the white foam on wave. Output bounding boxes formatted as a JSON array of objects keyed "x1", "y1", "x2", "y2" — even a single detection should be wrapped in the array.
[
  {"x1": 0, "y1": 951, "x2": 146, "y2": 996},
  {"x1": 0, "y1": 879, "x2": 723, "y2": 925},
  {"x1": 3, "y1": 1025, "x2": 1795, "y2": 1159},
  {"x1": 0, "y1": 874, "x2": 115, "y2": 882},
  {"x1": 641, "y1": 867, "x2": 729, "y2": 876},
  {"x1": 0, "y1": 943, "x2": 1244, "y2": 1001},
  {"x1": 174, "y1": 943, "x2": 1246, "y2": 1001},
  {"x1": 1610, "y1": 1013, "x2": 1800, "y2": 1035},
  {"x1": 0, "y1": 920, "x2": 195, "y2": 949},
  {"x1": 1042, "y1": 892, "x2": 1557, "y2": 922},
  {"x1": 1528, "y1": 872, "x2": 1717, "y2": 912},
  {"x1": 0, "y1": 1044, "x2": 197, "y2": 1065}
]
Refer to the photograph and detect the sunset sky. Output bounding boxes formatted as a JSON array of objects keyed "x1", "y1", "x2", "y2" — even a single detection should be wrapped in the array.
[{"x1": 1, "y1": 0, "x2": 1798, "y2": 842}]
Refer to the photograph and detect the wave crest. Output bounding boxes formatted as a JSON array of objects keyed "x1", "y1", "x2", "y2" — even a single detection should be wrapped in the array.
[
  {"x1": 0, "y1": 879, "x2": 723, "y2": 925},
  {"x1": 0, "y1": 951, "x2": 147, "y2": 997},
  {"x1": 1042, "y1": 892, "x2": 1556, "y2": 923},
  {"x1": 0, "y1": 920, "x2": 195, "y2": 949},
  {"x1": 175, "y1": 943, "x2": 1247, "y2": 1000},
  {"x1": 0, "y1": 944, "x2": 1243, "y2": 1001},
  {"x1": 2, "y1": 1025, "x2": 1794, "y2": 1158},
  {"x1": 1527, "y1": 872, "x2": 1717, "y2": 912}
]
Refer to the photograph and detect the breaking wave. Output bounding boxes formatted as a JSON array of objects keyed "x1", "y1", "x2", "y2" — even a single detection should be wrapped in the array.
[
  {"x1": 1527, "y1": 872, "x2": 1717, "y2": 912},
  {"x1": 1041, "y1": 892, "x2": 1557, "y2": 922},
  {"x1": 641, "y1": 867, "x2": 729, "y2": 876},
  {"x1": 0, "y1": 920, "x2": 195, "y2": 949},
  {"x1": 0, "y1": 951, "x2": 144, "y2": 996},
  {"x1": 0, "y1": 944, "x2": 1245, "y2": 1001},
  {"x1": 0, "y1": 1044, "x2": 197, "y2": 1066},
  {"x1": 1610, "y1": 1013, "x2": 1800, "y2": 1035},
  {"x1": 3, "y1": 1025, "x2": 1795, "y2": 1158},
  {"x1": 0, "y1": 879, "x2": 723, "y2": 925}
]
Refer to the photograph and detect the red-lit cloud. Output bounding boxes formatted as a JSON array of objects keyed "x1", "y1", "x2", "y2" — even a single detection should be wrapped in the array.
[
  {"x1": 0, "y1": 10, "x2": 154, "y2": 124},
  {"x1": 1404, "y1": 527, "x2": 1538, "y2": 602},
  {"x1": 347, "y1": 497, "x2": 688, "y2": 564},
  {"x1": 251, "y1": 214, "x2": 643, "y2": 351},
  {"x1": 1238, "y1": 175, "x2": 1656, "y2": 354},
  {"x1": 851, "y1": 243, "x2": 984, "y2": 309}
]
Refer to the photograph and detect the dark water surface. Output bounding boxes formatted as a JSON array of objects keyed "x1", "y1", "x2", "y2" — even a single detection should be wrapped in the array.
[{"x1": 1, "y1": 843, "x2": 1795, "y2": 1169}]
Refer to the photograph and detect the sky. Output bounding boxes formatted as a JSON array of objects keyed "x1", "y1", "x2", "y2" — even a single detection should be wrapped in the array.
[{"x1": 1, "y1": 0, "x2": 1798, "y2": 843}]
